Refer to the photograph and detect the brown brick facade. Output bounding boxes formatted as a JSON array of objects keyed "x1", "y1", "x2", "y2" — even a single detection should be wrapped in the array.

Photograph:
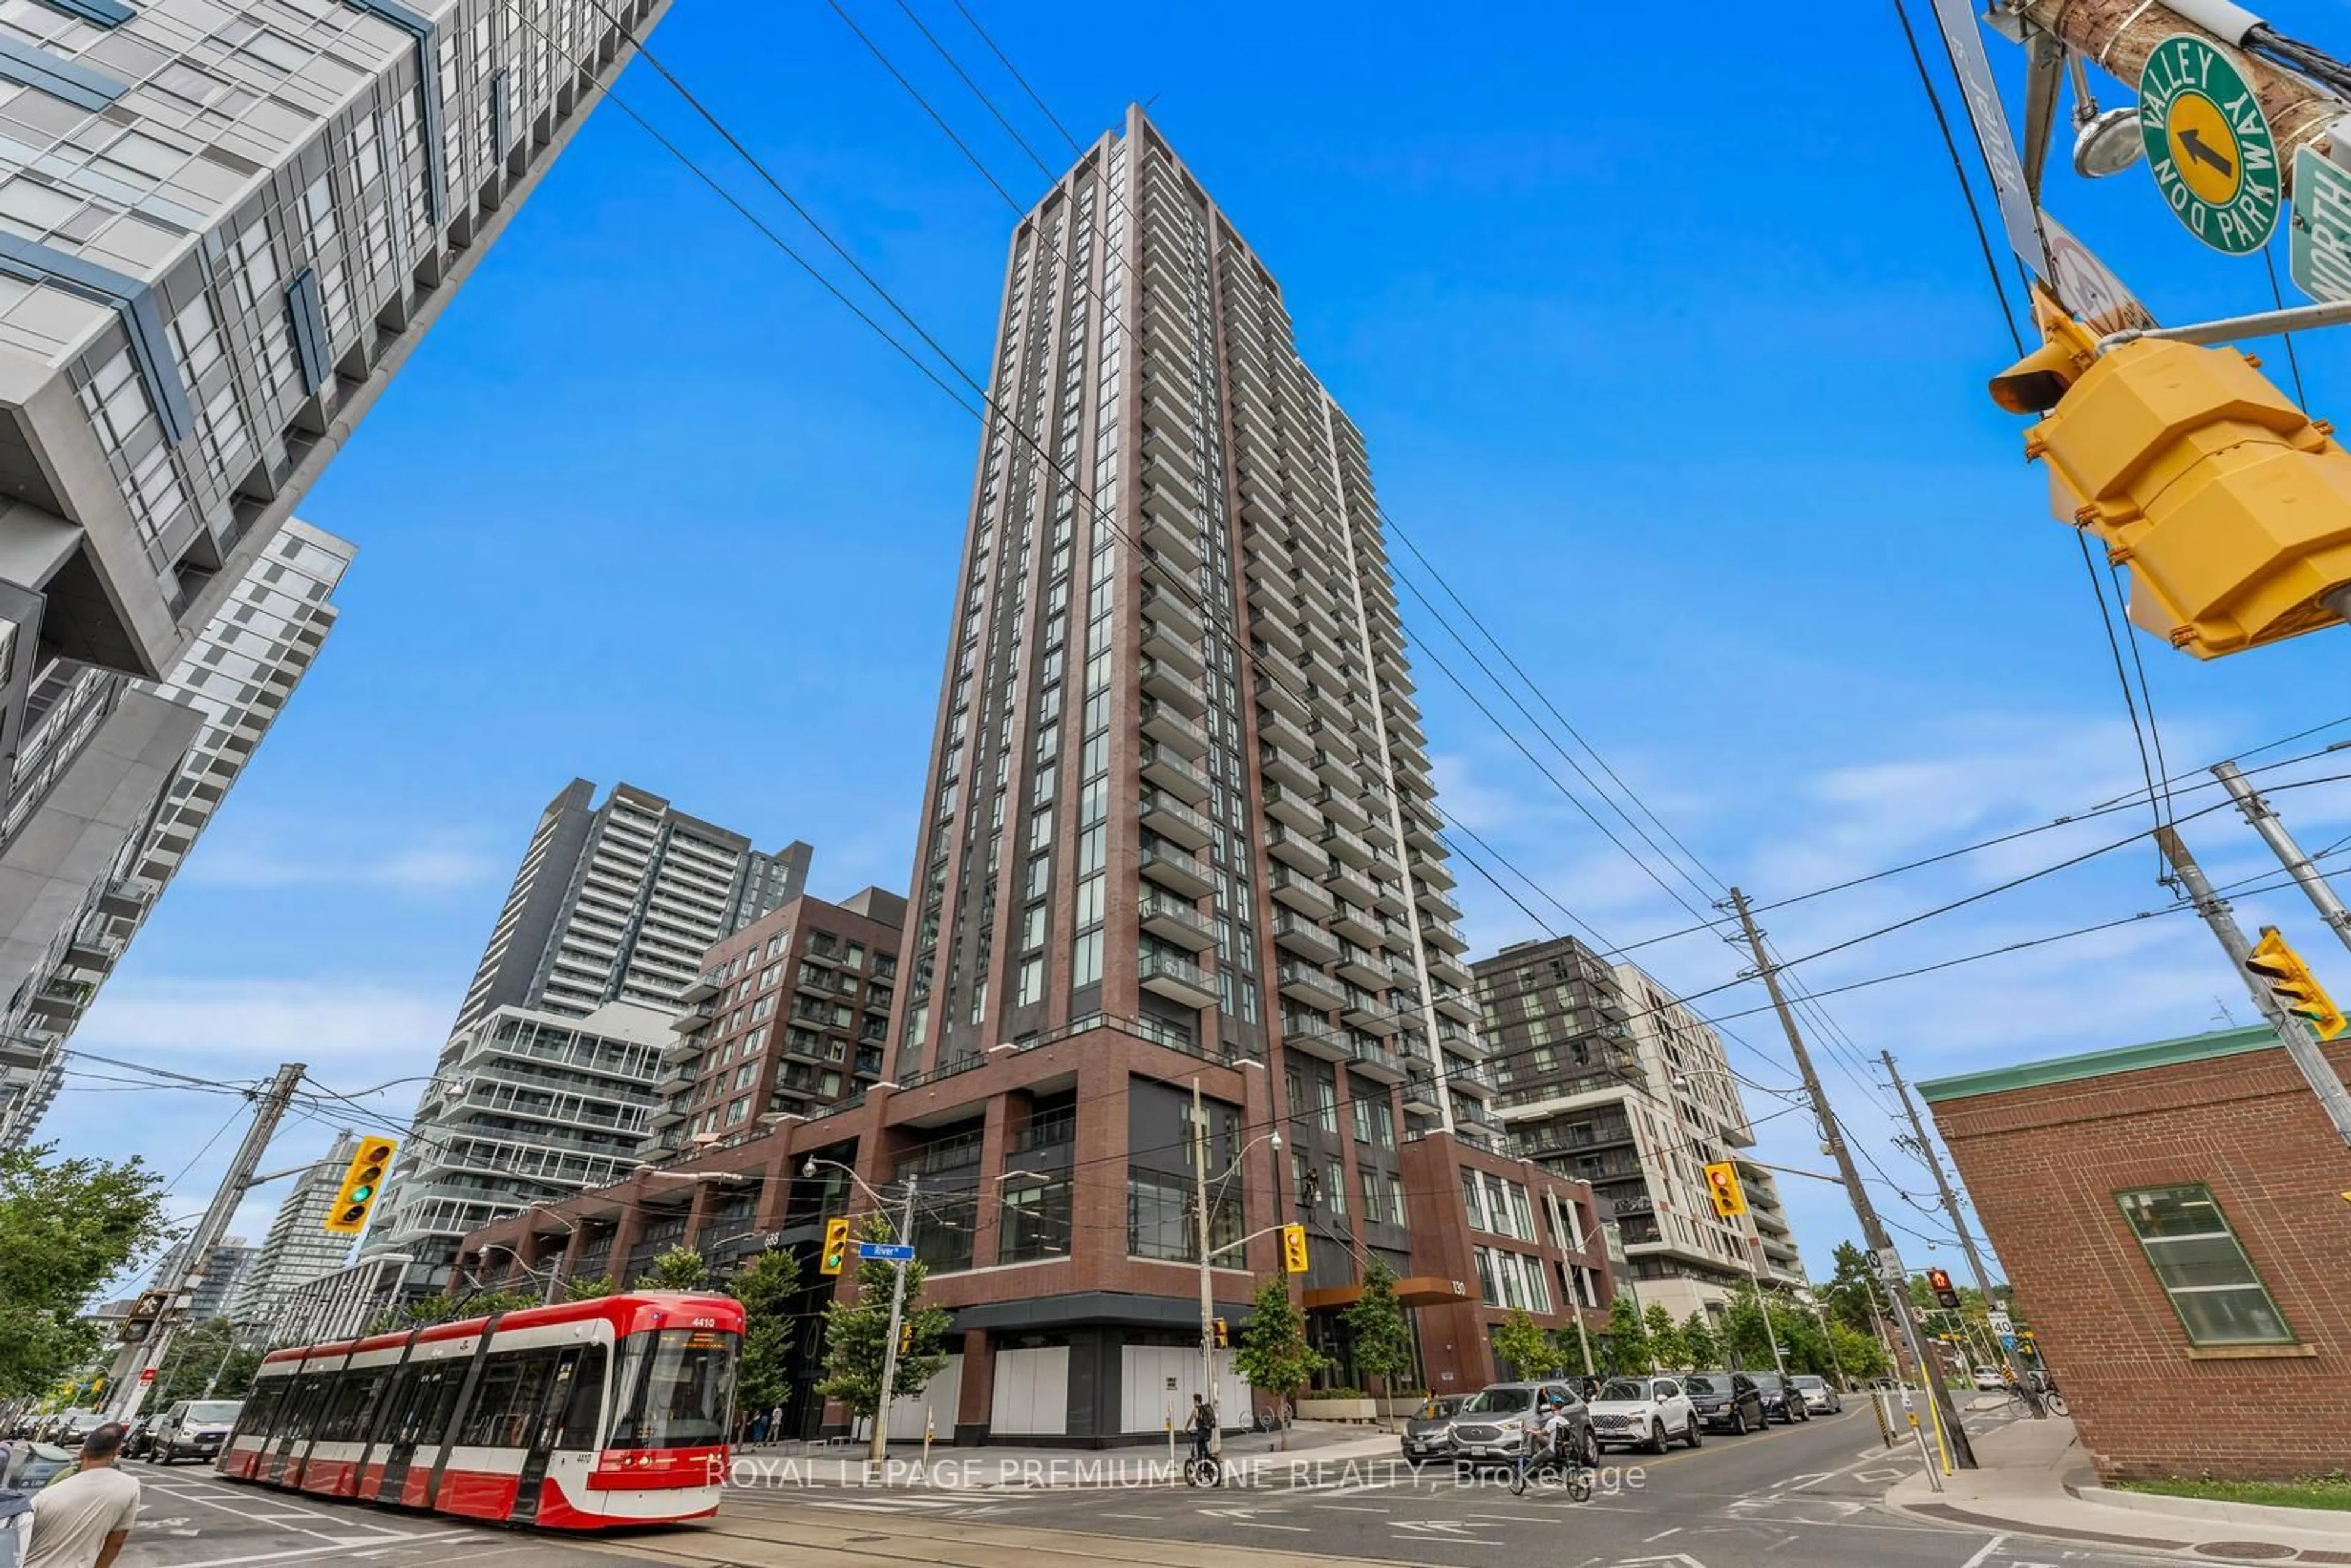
[{"x1": 1922, "y1": 1031, "x2": 2351, "y2": 1482}]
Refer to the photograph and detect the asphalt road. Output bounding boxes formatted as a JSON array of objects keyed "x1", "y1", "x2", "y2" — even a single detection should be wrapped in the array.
[{"x1": 636, "y1": 1406, "x2": 2252, "y2": 1568}]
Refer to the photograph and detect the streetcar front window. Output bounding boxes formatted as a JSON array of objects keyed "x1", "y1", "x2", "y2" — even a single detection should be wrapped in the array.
[{"x1": 609, "y1": 1329, "x2": 736, "y2": 1450}]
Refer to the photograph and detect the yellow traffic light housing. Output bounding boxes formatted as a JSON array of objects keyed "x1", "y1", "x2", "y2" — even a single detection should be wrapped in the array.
[
  {"x1": 898, "y1": 1321, "x2": 915, "y2": 1356},
  {"x1": 2246, "y1": 926, "x2": 2347, "y2": 1039},
  {"x1": 1211, "y1": 1316, "x2": 1229, "y2": 1349},
  {"x1": 1701, "y1": 1160, "x2": 1747, "y2": 1219},
  {"x1": 1995, "y1": 283, "x2": 2351, "y2": 659},
  {"x1": 1280, "y1": 1223, "x2": 1309, "y2": 1275},
  {"x1": 322, "y1": 1138, "x2": 397, "y2": 1236},
  {"x1": 820, "y1": 1216, "x2": 852, "y2": 1276}
]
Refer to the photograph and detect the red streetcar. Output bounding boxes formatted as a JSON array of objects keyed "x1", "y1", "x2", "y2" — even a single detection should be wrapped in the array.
[{"x1": 216, "y1": 1292, "x2": 741, "y2": 1529}]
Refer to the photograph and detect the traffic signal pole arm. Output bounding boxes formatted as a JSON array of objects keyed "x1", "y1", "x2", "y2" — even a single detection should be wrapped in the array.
[{"x1": 1204, "y1": 1221, "x2": 1308, "y2": 1263}]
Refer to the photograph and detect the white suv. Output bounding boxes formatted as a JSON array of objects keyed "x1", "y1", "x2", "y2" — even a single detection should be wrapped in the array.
[{"x1": 1586, "y1": 1375, "x2": 1702, "y2": 1454}]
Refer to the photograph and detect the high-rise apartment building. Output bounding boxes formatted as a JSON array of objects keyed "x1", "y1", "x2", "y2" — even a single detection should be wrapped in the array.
[
  {"x1": 1479, "y1": 936, "x2": 1807, "y2": 1323},
  {"x1": 461, "y1": 110, "x2": 1614, "y2": 1444},
  {"x1": 231, "y1": 1128, "x2": 361, "y2": 1329},
  {"x1": 0, "y1": 520, "x2": 351, "y2": 1147},
  {"x1": 366, "y1": 997, "x2": 673, "y2": 1283},
  {"x1": 146, "y1": 1236, "x2": 254, "y2": 1323},
  {"x1": 450, "y1": 779, "x2": 810, "y2": 1034}
]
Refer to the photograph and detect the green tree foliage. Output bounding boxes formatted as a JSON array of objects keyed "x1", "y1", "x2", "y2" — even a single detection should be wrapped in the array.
[
  {"x1": 561, "y1": 1274, "x2": 615, "y2": 1302},
  {"x1": 726, "y1": 1250, "x2": 800, "y2": 1419},
  {"x1": 1681, "y1": 1311, "x2": 1720, "y2": 1370},
  {"x1": 1547, "y1": 1321, "x2": 1594, "y2": 1376},
  {"x1": 0, "y1": 1144, "x2": 170, "y2": 1399},
  {"x1": 634, "y1": 1245, "x2": 709, "y2": 1292},
  {"x1": 1721, "y1": 1283, "x2": 1775, "y2": 1371},
  {"x1": 1490, "y1": 1308, "x2": 1556, "y2": 1380},
  {"x1": 149, "y1": 1317, "x2": 263, "y2": 1404},
  {"x1": 1643, "y1": 1304, "x2": 1687, "y2": 1371},
  {"x1": 1829, "y1": 1321, "x2": 1890, "y2": 1381},
  {"x1": 1233, "y1": 1279, "x2": 1324, "y2": 1449},
  {"x1": 1603, "y1": 1292, "x2": 1651, "y2": 1375},
  {"x1": 817, "y1": 1217, "x2": 950, "y2": 1431},
  {"x1": 1343, "y1": 1258, "x2": 1414, "y2": 1398},
  {"x1": 1823, "y1": 1241, "x2": 1885, "y2": 1334}
]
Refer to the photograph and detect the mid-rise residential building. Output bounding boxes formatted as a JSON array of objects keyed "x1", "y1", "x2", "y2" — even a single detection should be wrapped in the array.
[
  {"x1": 0, "y1": 0, "x2": 667, "y2": 1143},
  {"x1": 230, "y1": 1128, "x2": 361, "y2": 1329},
  {"x1": 1479, "y1": 935, "x2": 1807, "y2": 1324},
  {"x1": 364, "y1": 999, "x2": 673, "y2": 1284},
  {"x1": 646, "y1": 886, "x2": 904, "y2": 1167},
  {"x1": 146, "y1": 1236, "x2": 253, "y2": 1323},
  {"x1": 0, "y1": 520, "x2": 351, "y2": 1147},
  {"x1": 449, "y1": 778, "x2": 809, "y2": 1033},
  {"x1": 460, "y1": 109, "x2": 1612, "y2": 1446}
]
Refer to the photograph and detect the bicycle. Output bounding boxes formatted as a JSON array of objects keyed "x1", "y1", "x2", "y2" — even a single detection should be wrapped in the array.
[
  {"x1": 1508, "y1": 1432, "x2": 1595, "y2": 1502},
  {"x1": 1182, "y1": 1440, "x2": 1222, "y2": 1488}
]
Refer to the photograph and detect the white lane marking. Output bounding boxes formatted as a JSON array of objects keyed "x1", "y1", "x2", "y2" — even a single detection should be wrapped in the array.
[
  {"x1": 1959, "y1": 1535, "x2": 2008, "y2": 1568},
  {"x1": 1645, "y1": 1524, "x2": 1684, "y2": 1540},
  {"x1": 1310, "y1": 1503, "x2": 1388, "y2": 1513},
  {"x1": 127, "y1": 1536, "x2": 468, "y2": 1568}
]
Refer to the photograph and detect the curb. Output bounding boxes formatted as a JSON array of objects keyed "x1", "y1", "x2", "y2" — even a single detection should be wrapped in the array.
[{"x1": 2068, "y1": 1477, "x2": 2351, "y2": 1534}]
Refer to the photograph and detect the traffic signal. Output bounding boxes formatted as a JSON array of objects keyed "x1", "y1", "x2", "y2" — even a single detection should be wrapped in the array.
[
  {"x1": 1701, "y1": 1161, "x2": 1747, "y2": 1219},
  {"x1": 322, "y1": 1138, "x2": 397, "y2": 1236},
  {"x1": 1991, "y1": 283, "x2": 2351, "y2": 659},
  {"x1": 1927, "y1": 1267, "x2": 1960, "y2": 1310},
  {"x1": 2246, "y1": 927, "x2": 2348, "y2": 1040},
  {"x1": 897, "y1": 1321, "x2": 914, "y2": 1356},
  {"x1": 820, "y1": 1217, "x2": 852, "y2": 1275},
  {"x1": 1280, "y1": 1223, "x2": 1309, "y2": 1274},
  {"x1": 1212, "y1": 1317, "x2": 1229, "y2": 1349}
]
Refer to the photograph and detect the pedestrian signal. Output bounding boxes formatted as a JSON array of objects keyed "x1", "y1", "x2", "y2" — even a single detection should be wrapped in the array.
[
  {"x1": 323, "y1": 1138, "x2": 397, "y2": 1236},
  {"x1": 1701, "y1": 1161, "x2": 1747, "y2": 1218},
  {"x1": 1280, "y1": 1223, "x2": 1309, "y2": 1274},
  {"x1": 820, "y1": 1217, "x2": 852, "y2": 1275},
  {"x1": 1212, "y1": 1317, "x2": 1229, "y2": 1349},
  {"x1": 2246, "y1": 928, "x2": 2347, "y2": 1039},
  {"x1": 1927, "y1": 1267, "x2": 1960, "y2": 1310},
  {"x1": 898, "y1": 1321, "x2": 914, "y2": 1356}
]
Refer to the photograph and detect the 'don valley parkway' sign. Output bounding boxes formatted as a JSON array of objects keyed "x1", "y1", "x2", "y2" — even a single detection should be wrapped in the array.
[{"x1": 2139, "y1": 33, "x2": 2281, "y2": 255}]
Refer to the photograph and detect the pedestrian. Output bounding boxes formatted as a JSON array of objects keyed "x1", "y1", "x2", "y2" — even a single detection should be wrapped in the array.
[
  {"x1": 748, "y1": 1409, "x2": 770, "y2": 1446},
  {"x1": 17, "y1": 1422, "x2": 137, "y2": 1568},
  {"x1": 1186, "y1": 1394, "x2": 1215, "y2": 1463}
]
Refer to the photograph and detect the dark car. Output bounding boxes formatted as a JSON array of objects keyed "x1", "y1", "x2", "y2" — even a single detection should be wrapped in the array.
[
  {"x1": 1682, "y1": 1371, "x2": 1768, "y2": 1435},
  {"x1": 1752, "y1": 1373, "x2": 1811, "y2": 1424},
  {"x1": 1400, "y1": 1395, "x2": 1463, "y2": 1463},
  {"x1": 1445, "y1": 1381, "x2": 1591, "y2": 1468}
]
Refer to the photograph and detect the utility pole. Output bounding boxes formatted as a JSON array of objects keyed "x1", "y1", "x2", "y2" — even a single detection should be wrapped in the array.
[
  {"x1": 1883, "y1": 1052, "x2": 2044, "y2": 1417},
  {"x1": 2213, "y1": 761, "x2": 2351, "y2": 957},
  {"x1": 1739, "y1": 1226, "x2": 1787, "y2": 1378},
  {"x1": 108, "y1": 1062, "x2": 306, "y2": 1423},
  {"x1": 1192, "y1": 1077, "x2": 1221, "y2": 1457},
  {"x1": 2159, "y1": 825, "x2": 2351, "y2": 1146},
  {"x1": 1727, "y1": 890, "x2": 1972, "y2": 1474},
  {"x1": 868, "y1": 1172, "x2": 918, "y2": 1465}
]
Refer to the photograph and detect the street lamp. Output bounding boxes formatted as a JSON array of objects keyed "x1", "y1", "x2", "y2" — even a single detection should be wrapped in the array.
[{"x1": 805, "y1": 1155, "x2": 919, "y2": 1465}]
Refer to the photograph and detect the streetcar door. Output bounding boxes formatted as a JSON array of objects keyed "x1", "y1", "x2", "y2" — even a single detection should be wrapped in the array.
[
  {"x1": 373, "y1": 1361, "x2": 450, "y2": 1507},
  {"x1": 509, "y1": 1348, "x2": 582, "y2": 1526}
]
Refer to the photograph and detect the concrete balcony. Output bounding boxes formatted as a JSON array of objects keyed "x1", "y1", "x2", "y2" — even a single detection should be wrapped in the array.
[
  {"x1": 1335, "y1": 942, "x2": 1389, "y2": 989},
  {"x1": 1259, "y1": 781, "x2": 1324, "y2": 835},
  {"x1": 1243, "y1": 522, "x2": 1294, "y2": 577},
  {"x1": 648, "y1": 1101, "x2": 689, "y2": 1131},
  {"x1": 1403, "y1": 1075, "x2": 1444, "y2": 1119},
  {"x1": 1139, "y1": 840, "x2": 1214, "y2": 899},
  {"x1": 1418, "y1": 883, "x2": 1464, "y2": 923},
  {"x1": 1428, "y1": 953, "x2": 1474, "y2": 994},
  {"x1": 1138, "y1": 947, "x2": 1218, "y2": 1011},
  {"x1": 1257, "y1": 706, "x2": 1313, "y2": 759},
  {"x1": 1384, "y1": 705, "x2": 1427, "y2": 749},
  {"x1": 1312, "y1": 748, "x2": 1358, "y2": 792},
  {"x1": 1140, "y1": 497, "x2": 1204, "y2": 575},
  {"x1": 1423, "y1": 917, "x2": 1469, "y2": 955},
  {"x1": 64, "y1": 928, "x2": 126, "y2": 975},
  {"x1": 1142, "y1": 420, "x2": 1201, "y2": 486},
  {"x1": 655, "y1": 1067, "x2": 694, "y2": 1097},
  {"x1": 1321, "y1": 820, "x2": 1375, "y2": 868},
  {"x1": 1276, "y1": 960, "x2": 1345, "y2": 1012},
  {"x1": 1272, "y1": 912, "x2": 1342, "y2": 965},
  {"x1": 1139, "y1": 790, "x2": 1213, "y2": 850},
  {"x1": 1268, "y1": 863, "x2": 1336, "y2": 918},
  {"x1": 1316, "y1": 786, "x2": 1370, "y2": 833},
  {"x1": 1281, "y1": 1012, "x2": 1346, "y2": 1063},
  {"x1": 1140, "y1": 892, "x2": 1217, "y2": 953},
  {"x1": 1266, "y1": 823, "x2": 1330, "y2": 875},
  {"x1": 1330, "y1": 901, "x2": 1383, "y2": 947},
  {"x1": 678, "y1": 975, "x2": 721, "y2": 1005},
  {"x1": 1431, "y1": 986, "x2": 1480, "y2": 1026},
  {"x1": 96, "y1": 878, "x2": 155, "y2": 918},
  {"x1": 1255, "y1": 672, "x2": 1309, "y2": 726},
  {"x1": 1144, "y1": 700, "x2": 1209, "y2": 760},
  {"x1": 1142, "y1": 581, "x2": 1202, "y2": 642},
  {"x1": 1417, "y1": 857, "x2": 1458, "y2": 893},
  {"x1": 1349, "y1": 1035, "x2": 1406, "y2": 1084},
  {"x1": 1140, "y1": 741, "x2": 1210, "y2": 804},
  {"x1": 1251, "y1": 601, "x2": 1303, "y2": 658},
  {"x1": 1327, "y1": 859, "x2": 1381, "y2": 909},
  {"x1": 28, "y1": 980, "x2": 92, "y2": 1024},
  {"x1": 1142, "y1": 658, "x2": 1207, "y2": 719},
  {"x1": 1142, "y1": 613, "x2": 1204, "y2": 681},
  {"x1": 1346, "y1": 990, "x2": 1401, "y2": 1035},
  {"x1": 1258, "y1": 741, "x2": 1318, "y2": 797}
]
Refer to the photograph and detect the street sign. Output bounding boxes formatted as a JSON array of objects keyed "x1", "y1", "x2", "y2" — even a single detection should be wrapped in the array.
[
  {"x1": 2140, "y1": 34, "x2": 2281, "y2": 253},
  {"x1": 1926, "y1": 0, "x2": 2047, "y2": 275},
  {"x1": 137, "y1": 1368, "x2": 154, "y2": 1386},
  {"x1": 2292, "y1": 144, "x2": 2351, "y2": 303},
  {"x1": 2041, "y1": 212, "x2": 2158, "y2": 336},
  {"x1": 1873, "y1": 1245, "x2": 1906, "y2": 1283},
  {"x1": 2000, "y1": 1332, "x2": 2018, "y2": 1349},
  {"x1": 858, "y1": 1241, "x2": 915, "y2": 1262}
]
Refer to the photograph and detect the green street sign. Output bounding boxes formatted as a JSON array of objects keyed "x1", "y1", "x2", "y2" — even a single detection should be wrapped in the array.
[{"x1": 2139, "y1": 34, "x2": 2281, "y2": 254}]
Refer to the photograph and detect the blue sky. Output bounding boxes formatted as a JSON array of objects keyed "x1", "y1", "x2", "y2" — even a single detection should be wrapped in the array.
[{"x1": 48, "y1": 2, "x2": 2351, "y2": 1291}]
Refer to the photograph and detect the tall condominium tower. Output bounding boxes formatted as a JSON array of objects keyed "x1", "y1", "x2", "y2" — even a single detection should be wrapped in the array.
[
  {"x1": 449, "y1": 779, "x2": 811, "y2": 1033},
  {"x1": 231, "y1": 1129, "x2": 361, "y2": 1330},
  {"x1": 0, "y1": 519, "x2": 351, "y2": 1148},
  {"x1": 1479, "y1": 936, "x2": 1808, "y2": 1322}
]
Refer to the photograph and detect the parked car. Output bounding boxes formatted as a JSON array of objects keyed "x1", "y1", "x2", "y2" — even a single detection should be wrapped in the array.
[
  {"x1": 1586, "y1": 1376, "x2": 1701, "y2": 1454},
  {"x1": 1400, "y1": 1395, "x2": 1463, "y2": 1464},
  {"x1": 119, "y1": 1415, "x2": 159, "y2": 1461},
  {"x1": 1972, "y1": 1366, "x2": 2006, "y2": 1391},
  {"x1": 38, "y1": 1412, "x2": 102, "y2": 1448},
  {"x1": 144, "y1": 1400, "x2": 242, "y2": 1466},
  {"x1": 1444, "y1": 1381, "x2": 1590, "y2": 1468},
  {"x1": 1752, "y1": 1373, "x2": 1812, "y2": 1424},
  {"x1": 1790, "y1": 1374, "x2": 1842, "y2": 1415},
  {"x1": 1682, "y1": 1371, "x2": 1768, "y2": 1435}
]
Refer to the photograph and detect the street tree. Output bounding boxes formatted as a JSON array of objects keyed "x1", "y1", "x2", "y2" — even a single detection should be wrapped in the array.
[
  {"x1": 1603, "y1": 1292, "x2": 1651, "y2": 1374},
  {"x1": 1720, "y1": 1284, "x2": 1774, "y2": 1371},
  {"x1": 1343, "y1": 1257, "x2": 1414, "y2": 1400},
  {"x1": 0, "y1": 1144, "x2": 169, "y2": 1400},
  {"x1": 1491, "y1": 1309, "x2": 1555, "y2": 1380},
  {"x1": 1681, "y1": 1311, "x2": 1720, "y2": 1370},
  {"x1": 1829, "y1": 1321, "x2": 1889, "y2": 1382},
  {"x1": 1233, "y1": 1278, "x2": 1323, "y2": 1449},
  {"x1": 562, "y1": 1275, "x2": 615, "y2": 1302},
  {"x1": 634, "y1": 1246, "x2": 709, "y2": 1292},
  {"x1": 817, "y1": 1217, "x2": 950, "y2": 1439},
  {"x1": 727, "y1": 1250, "x2": 800, "y2": 1422},
  {"x1": 1546, "y1": 1322, "x2": 1594, "y2": 1376},
  {"x1": 1643, "y1": 1304, "x2": 1687, "y2": 1371},
  {"x1": 1822, "y1": 1241, "x2": 1884, "y2": 1334},
  {"x1": 149, "y1": 1317, "x2": 263, "y2": 1404}
]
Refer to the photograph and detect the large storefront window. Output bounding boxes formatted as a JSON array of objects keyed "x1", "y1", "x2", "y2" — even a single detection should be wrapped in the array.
[{"x1": 1127, "y1": 1167, "x2": 1240, "y2": 1261}]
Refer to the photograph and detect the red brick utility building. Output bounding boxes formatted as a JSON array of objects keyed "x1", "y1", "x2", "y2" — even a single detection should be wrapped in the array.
[{"x1": 1921, "y1": 1026, "x2": 2351, "y2": 1482}]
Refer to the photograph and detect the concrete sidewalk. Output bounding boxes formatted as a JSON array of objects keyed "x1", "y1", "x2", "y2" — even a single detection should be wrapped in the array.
[
  {"x1": 1886, "y1": 1412, "x2": 2351, "y2": 1561},
  {"x1": 727, "y1": 1420, "x2": 1408, "y2": 1489}
]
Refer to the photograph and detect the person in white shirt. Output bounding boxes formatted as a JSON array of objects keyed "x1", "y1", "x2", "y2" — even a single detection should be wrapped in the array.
[{"x1": 20, "y1": 1424, "x2": 138, "y2": 1568}]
